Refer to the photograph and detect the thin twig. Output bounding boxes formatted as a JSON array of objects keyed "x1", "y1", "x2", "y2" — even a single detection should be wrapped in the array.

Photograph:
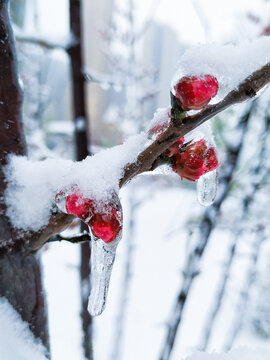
[
  {"x1": 47, "y1": 233, "x2": 91, "y2": 244},
  {"x1": 15, "y1": 35, "x2": 68, "y2": 50}
]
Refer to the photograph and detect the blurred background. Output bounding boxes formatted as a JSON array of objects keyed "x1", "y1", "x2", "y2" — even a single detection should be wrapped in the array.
[{"x1": 10, "y1": 0, "x2": 270, "y2": 359}]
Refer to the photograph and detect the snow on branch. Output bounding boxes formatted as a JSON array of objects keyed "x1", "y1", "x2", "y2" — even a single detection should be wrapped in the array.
[
  {"x1": 119, "y1": 61, "x2": 270, "y2": 186},
  {"x1": 4, "y1": 39, "x2": 270, "y2": 251}
]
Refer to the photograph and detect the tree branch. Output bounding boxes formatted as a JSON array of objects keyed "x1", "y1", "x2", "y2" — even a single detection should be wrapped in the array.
[
  {"x1": 119, "y1": 62, "x2": 270, "y2": 186},
  {"x1": 48, "y1": 233, "x2": 91, "y2": 244},
  {"x1": 15, "y1": 35, "x2": 67, "y2": 50},
  {"x1": 27, "y1": 62, "x2": 270, "y2": 251}
]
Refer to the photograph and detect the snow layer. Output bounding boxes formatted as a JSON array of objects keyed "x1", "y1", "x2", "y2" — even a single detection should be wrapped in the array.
[
  {"x1": 147, "y1": 107, "x2": 171, "y2": 132},
  {"x1": 172, "y1": 37, "x2": 270, "y2": 97},
  {"x1": 4, "y1": 133, "x2": 147, "y2": 231},
  {"x1": 0, "y1": 298, "x2": 47, "y2": 360},
  {"x1": 186, "y1": 348, "x2": 270, "y2": 360}
]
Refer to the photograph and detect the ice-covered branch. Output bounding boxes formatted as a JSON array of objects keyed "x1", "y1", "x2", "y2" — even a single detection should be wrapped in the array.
[
  {"x1": 120, "y1": 62, "x2": 270, "y2": 186},
  {"x1": 18, "y1": 61, "x2": 270, "y2": 252}
]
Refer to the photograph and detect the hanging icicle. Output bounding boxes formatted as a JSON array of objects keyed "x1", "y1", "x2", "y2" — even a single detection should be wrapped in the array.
[{"x1": 197, "y1": 169, "x2": 218, "y2": 207}]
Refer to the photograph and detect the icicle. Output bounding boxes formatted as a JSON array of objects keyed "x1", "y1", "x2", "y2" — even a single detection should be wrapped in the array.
[
  {"x1": 88, "y1": 236, "x2": 120, "y2": 316},
  {"x1": 197, "y1": 169, "x2": 218, "y2": 207}
]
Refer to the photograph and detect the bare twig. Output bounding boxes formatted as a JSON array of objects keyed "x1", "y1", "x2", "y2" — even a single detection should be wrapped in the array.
[
  {"x1": 48, "y1": 233, "x2": 91, "y2": 244},
  {"x1": 15, "y1": 35, "x2": 68, "y2": 50}
]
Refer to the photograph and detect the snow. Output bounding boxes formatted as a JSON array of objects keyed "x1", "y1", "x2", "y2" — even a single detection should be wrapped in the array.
[
  {"x1": 0, "y1": 298, "x2": 47, "y2": 360},
  {"x1": 172, "y1": 37, "x2": 270, "y2": 98},
  {"x1": 185, "y1": 347, "x2": 270, "y2": 360},
  {"x1": 147, "y1": 107, "x2": 171, "y2": 132},
  {"x1": 4, "y1": 133, "x2": 147, "y2": 231}
]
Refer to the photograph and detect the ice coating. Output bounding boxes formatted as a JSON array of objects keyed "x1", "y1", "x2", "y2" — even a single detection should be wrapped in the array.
[
  {"x1": 172, "y1": 37, "x2": 270, "y2": 98},
  {"x1": 197, "y1": 169, "x2": 218, "y2": 207},
  {"x1": 88, "y1": 236, "x2": 120, "y2": 316}
]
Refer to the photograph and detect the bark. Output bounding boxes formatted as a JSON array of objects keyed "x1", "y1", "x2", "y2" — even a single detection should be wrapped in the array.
[
  {"x1": 0, "y1": 0, "x2": 49, "y2": 353},
  {"x1": 68, "y1": 1, "x2": 93, "y2": 358}
]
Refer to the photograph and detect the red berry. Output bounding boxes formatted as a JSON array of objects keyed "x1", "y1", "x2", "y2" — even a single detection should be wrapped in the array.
[
  {"x1": 261, "y1": 26, "x2": 270, "y2": 36},
  {"x1": 66, "y1": 192, "x2": 94, "y2": 222},
  {"x1": 64, "y1": 190, "x2": 123, "y2": 243},
  {"x1": 163, "y1": 137, "x2": 185, "y2": 157},
  {"x1": 204, "y1": 147, "x2": 219, "y2": 172},
  {"x1": 172, "y1": 139, "x2": 219, "y2": 181},
  {"x1": 174, "y1": 75, "x2": 219, "y2": 110},
  {"x1": 173, "y1": 152, "x2": 206, "y2": 181},
  {"x1": 89, "y1": 208, "x2": 122, "y2": 243}
]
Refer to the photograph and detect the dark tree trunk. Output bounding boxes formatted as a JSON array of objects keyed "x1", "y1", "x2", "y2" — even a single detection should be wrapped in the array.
[
  {"x1": 68, "y1": 1, "x2": 93, "y2": 359},
  {"x1": 0, "y1": 0, "x2": 49, "y2": 354}
]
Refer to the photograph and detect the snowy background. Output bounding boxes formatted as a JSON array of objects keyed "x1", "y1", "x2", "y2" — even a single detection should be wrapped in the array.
[{"x1": 5, "y1": 0, "x2": 270, "y2": 359}]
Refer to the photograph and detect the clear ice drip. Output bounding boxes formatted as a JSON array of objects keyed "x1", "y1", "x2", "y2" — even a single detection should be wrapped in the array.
[
  {"x1": 197, "y1": 169, "x2": 218, "y2": 207},
  {"x1": 87, "y1": 237, "x2": 119, "y2": 316}
]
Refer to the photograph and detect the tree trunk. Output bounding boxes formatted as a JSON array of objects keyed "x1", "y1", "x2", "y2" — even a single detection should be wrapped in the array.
[
  {"x1": 0, "y1": 0, "x2": 49, "y2": 354},
  {"x1": 68, "y1": 1, "x2": 93, "y2": 358}
]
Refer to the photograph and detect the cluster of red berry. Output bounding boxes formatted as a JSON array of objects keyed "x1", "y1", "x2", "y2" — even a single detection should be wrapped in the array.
[
  {"x1": 150, "y1": 74, "x2": 219, "y2": 181},
  {"x1": 55, "y1": 74, "x2": 219, "y2": 239},
  {"x1": 55, "y1": 190, "x2": 123, "y2": 243},
  {"x1": 171, "y1": 139, "x2": 219, "y2": 181}
]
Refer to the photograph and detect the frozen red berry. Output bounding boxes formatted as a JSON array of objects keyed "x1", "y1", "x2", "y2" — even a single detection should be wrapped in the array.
[
  {"x1": 173, "y1": 152, "x2": 206, "y2": 181},
  {"x1": 172, "y1": 139, "x2": 219, "y2": 181},
  {"x1": 66, "y1": 191, "x2": 94, "y2": 222},
  {"x1": 89, "y1": 207, "x2": 122, "y2": 243},
  {"x1": 174, "y1": 75, "x2": 219, "y2": 110},
  {"x1": 59, "y1": 189, "x2": 123, "y2": 243}
]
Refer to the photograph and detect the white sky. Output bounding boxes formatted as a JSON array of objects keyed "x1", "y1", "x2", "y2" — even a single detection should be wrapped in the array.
[{"x1": 35, "y1": 0, "x2": 269, "y2": 44}]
